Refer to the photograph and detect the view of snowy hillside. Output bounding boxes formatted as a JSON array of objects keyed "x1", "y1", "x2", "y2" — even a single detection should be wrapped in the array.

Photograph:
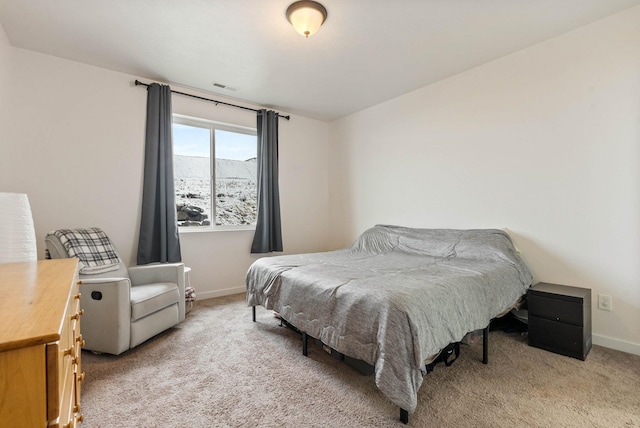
[{"x1": 174, "y1": 155, "x2": 257, "y2": 226}]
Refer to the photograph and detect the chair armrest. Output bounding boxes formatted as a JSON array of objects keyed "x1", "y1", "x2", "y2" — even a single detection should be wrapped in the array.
[
  {"x1": 128, "y1": 263, "x2": 186, "y2": 322},
  {"x1": 128, "y1": 263, "x2": 185, "y2": 288},
  {"x1": 78, "y1": 277, "x2": 131, "y2": 355}
]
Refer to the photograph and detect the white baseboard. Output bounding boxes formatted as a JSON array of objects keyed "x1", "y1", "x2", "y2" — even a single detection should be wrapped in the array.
[
  {"x1": 196, "y1": 286, "x2": 245, "y2": 301},
  {"x1": 593, "y1": 334, "x2": 640, "y2": 356}
]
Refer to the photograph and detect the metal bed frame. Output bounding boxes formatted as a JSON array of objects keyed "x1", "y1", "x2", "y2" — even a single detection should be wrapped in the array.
[{"x1": 251, "y1": 306, "x2": 490, "y2": 425}]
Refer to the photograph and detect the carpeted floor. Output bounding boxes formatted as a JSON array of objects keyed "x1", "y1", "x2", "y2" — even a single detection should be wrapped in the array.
[{"x1": 81, "y1": 293, "x2": 640, "y2": 427}]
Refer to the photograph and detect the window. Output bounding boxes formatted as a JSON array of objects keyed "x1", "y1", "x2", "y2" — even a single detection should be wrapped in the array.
[{"x1": 172, "y1": 114, "x2": 257, "y2": 229}]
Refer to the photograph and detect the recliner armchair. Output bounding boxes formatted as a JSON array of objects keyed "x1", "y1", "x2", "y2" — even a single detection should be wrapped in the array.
[{"x1": 46, "y1": 230, "x2": 185, "y2": 355}]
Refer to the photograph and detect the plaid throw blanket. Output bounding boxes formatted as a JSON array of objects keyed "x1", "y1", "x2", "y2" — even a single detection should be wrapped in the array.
[{"x1": 53, "y1": 227, "x2": 121, "y2": 274}]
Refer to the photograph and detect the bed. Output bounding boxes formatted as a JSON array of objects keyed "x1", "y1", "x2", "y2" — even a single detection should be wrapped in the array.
[{"x1": 246, "y1": 225, "x2": 533, "y2": 423}]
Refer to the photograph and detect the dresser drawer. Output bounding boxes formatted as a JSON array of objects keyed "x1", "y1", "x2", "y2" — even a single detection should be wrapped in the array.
[{"x1": 0, "y1": 345, "x2": 47, "y2": 425}]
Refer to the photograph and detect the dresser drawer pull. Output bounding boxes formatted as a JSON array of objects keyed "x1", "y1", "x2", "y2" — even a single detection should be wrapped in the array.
[
  {"x1": 74, "y1": 293, "x2": 81, "y2": 300},
  {"x1": 71, "y1": 309, "x2": 85, "y2": 320},
  {"x1": 77, "y1": 372, "x2": 86, "y2": 383},
  {"x1": 76, "y1": 335, "x2": 86, "y2": 347},
  {"x1": 73, "y1": 404, "x2": 81, "y2": 413},
  {"x1": 77, "y1": 413, "x2": 84, "y2": 423},
  {"x1": 63, "y1": 347, "x2": 74, "y2": 357}
]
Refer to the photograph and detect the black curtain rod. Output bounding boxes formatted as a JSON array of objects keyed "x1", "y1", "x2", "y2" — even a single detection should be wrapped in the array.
[{"x1": 134, "y1": 80, "x2": 290, "y2": 121}]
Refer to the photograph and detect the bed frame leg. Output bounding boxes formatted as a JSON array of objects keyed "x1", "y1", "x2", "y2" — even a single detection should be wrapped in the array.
[
  {"x1": 400, "y1": 408, "x2": 409, "y2": 424},
  {"x1": 483, "y1": 325, "x2": 489, "y2": 364},
  {"x1": 302, "y1": 331, "x2": 308, "y2": 356},
  {"x1": 252, "y1": 306, "x2": 256, "y2": 322}
]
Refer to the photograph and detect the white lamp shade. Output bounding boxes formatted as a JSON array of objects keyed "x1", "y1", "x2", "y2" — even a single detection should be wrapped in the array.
[{"x1": 0, "y1": 193, "x2": 37, "y2": 263}]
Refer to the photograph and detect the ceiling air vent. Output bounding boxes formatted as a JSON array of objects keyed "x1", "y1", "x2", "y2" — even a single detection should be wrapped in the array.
[{"x1": 212, "y1": 82, "x2": 237, "y2": 91}]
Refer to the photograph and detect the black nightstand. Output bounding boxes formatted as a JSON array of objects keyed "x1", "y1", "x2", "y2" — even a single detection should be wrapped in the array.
[{"x1": 527, "y1": 282, "x2": 592, "y2": 360}]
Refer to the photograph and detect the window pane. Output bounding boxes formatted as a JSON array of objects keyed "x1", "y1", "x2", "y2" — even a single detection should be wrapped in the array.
[
  {"x1": 215, "y1": 130, "x2": 257, "y2": 226},
  {"x1": 173, "y1": 123, "x2": 212, "y2": 227}
]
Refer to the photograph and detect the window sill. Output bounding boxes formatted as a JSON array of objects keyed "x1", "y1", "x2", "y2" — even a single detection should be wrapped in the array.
[{"x1": 178, "y1": 226, "x2": 255, "y2": 234}]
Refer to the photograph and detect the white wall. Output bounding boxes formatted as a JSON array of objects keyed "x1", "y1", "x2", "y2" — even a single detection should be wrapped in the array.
[
  {"x1": 329, "y1": 7, "x2": 640, "y2": 354},
  {"x1": 0, "y1": 20, "x2": 11, "y2": 147},
  {"x1": 2, "y1": 49, "x2": 148, "y2": 262},
  {"x1": 0, "y1": 47, "x2": 330, "y2": 300}
]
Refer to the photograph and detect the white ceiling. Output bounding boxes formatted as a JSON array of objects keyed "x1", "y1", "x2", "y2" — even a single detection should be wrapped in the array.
[{"x1": 1, "y1": 0, "x2": 639, "y2": 121}]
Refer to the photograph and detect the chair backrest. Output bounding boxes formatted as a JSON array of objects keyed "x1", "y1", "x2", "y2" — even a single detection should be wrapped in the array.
[{"x1": 45, "y1": 231, "x2": 130, "y2": 280}]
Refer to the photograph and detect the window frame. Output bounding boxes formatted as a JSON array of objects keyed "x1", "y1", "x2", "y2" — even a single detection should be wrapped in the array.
[{"x1": 173, "y1": 113, "x2": 258, "y2": 233}]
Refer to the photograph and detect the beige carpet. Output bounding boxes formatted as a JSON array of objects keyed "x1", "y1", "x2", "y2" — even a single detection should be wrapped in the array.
[{"x1": 81, "y1": 293, "x2": 640, "y2": 427}]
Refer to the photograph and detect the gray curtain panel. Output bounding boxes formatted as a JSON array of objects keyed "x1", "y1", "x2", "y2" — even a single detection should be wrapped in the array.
[
  {"x1": 137, "y1": 83, "x2": 182, "y2": 264},
  {"x1": 251, "y1": 109, "x2": 283, "y2": 253}
]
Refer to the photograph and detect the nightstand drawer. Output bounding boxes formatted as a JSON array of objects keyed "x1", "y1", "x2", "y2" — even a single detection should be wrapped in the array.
[
  {"x1": 528, "y1": 294, "x2": 583, "y2": 326},
  {"x1": 528, "y1": 316, "x2": 588, "y2": 360}
]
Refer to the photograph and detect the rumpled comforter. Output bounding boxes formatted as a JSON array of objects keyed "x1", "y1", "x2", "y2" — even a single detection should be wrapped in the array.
[{"x1": 246, "y1": 225, "x2": 532, "y2": 413}]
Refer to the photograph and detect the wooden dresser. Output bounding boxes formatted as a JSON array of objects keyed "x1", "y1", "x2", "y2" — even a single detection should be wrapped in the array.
[{"x1": 0, "y1": 259, "x2": 85, "y2": 427}]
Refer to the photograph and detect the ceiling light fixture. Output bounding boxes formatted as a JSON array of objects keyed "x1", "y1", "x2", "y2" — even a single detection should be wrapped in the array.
[{"x1": 286, "y1": 1, "x2": 327, "y2": 38}]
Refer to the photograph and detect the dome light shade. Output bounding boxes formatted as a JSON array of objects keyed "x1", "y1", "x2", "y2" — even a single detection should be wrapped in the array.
[{"x1": 286, "y1": 1, "x2": 327, "y2": 38}]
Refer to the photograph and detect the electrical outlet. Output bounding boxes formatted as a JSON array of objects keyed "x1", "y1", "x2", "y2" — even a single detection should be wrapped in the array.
[{"x1": 598, "y1": 294, "x2": 612, "y2": 311}]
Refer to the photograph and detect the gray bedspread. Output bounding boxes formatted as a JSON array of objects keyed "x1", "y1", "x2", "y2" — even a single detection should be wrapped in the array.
[{"x1": 246, "y1": 225, "x2": 532, "y2": 413}]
